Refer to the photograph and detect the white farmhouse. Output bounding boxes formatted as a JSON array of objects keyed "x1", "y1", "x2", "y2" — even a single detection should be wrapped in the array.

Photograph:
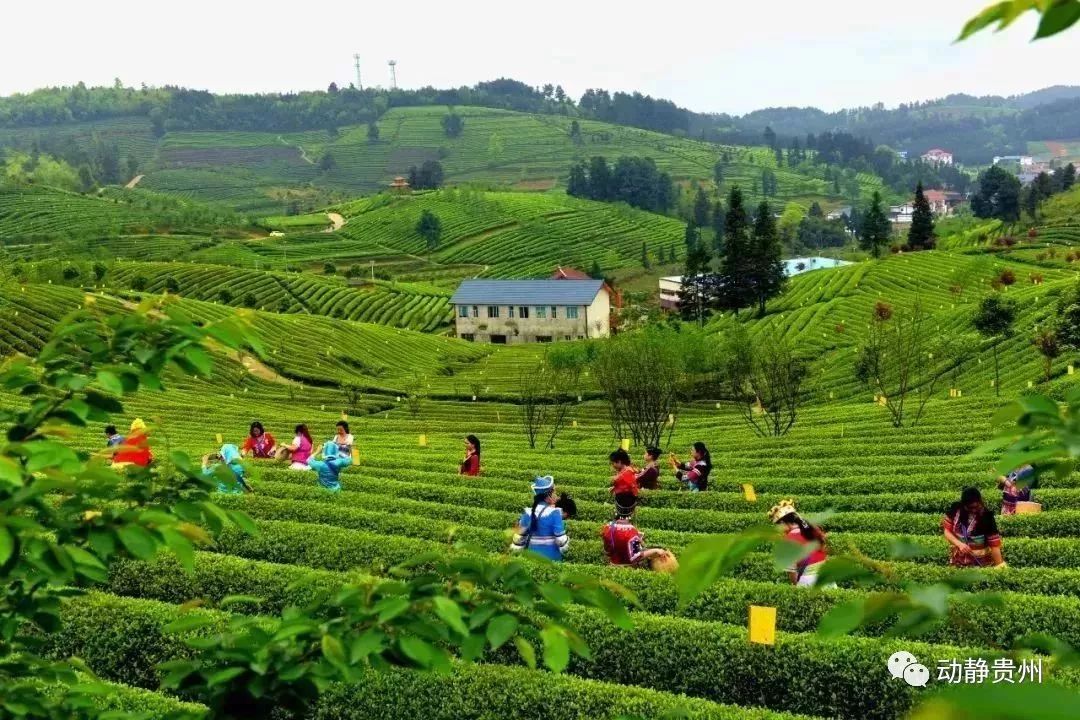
[
  {"x1": 450, "y1": 279, "x2": 611, "y2": 344},
  {"x1": 921, "y1": 148, "x2": 954, "y2": 166}
]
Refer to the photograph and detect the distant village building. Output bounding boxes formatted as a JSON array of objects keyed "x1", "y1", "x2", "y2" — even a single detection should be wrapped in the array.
[
  {"x1": 826, "y1": 206, "x2": 852, "y2": 221},
  {"x1": 659, "y1": 257, "x2": 850, "y2": 311},
  {"x1": 921, "y1": 148, "x2": 954, "y2": 166},
  {"x1": 896, "y1": 150, "x2": 909, "y2": 160},
  {"x1": 922, "y1": 189, "x2": 963, "y2": 216},
  {"x1": 388, "y1": 176, "x2": 411, "y2": 193},
  {"x1": 993, "y1": 155, "x2": 1034, "y2": 167},
  {"x1": 450, "y1": 279, "x2": 611, "y2": 343},
  {"x1": 889, "y1": 202, "x2": 915, "y2": 225}
]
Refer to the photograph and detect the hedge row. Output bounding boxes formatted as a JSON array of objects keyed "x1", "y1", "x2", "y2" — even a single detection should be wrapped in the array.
[
  {"x1": 250, "y1": 474, "x2": 1080, "y2": 537},
  {"x1": 55, "y1": 591, "x2": 1068, "y2": 720},
  {"x1": 216, "y1": 519, "x2": 1080, "y2": 594},
  {"x1": 108, "y1": 549, "x2": 1080, "y2": 649},
  {"x1": 46, "y1": 592, "x2": 804, "y2": 720},
  {"x1": 216, "y1": 493, "x2": 1080, "y2": 567}
]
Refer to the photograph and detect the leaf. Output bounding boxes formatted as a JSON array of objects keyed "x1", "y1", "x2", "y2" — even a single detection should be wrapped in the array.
[
  {"x1": 374, "y1": 596, "x2": 412, "y2": 623},
  {"x1": 95, "y1": 370, "x2": 124, "y2": 396},
  {"x1": 909, "y1": 681, "x2": 1080, "y2": 720},
  {"x1": 431, "y1": 596, "x2": 469, "y2": 637},
  {"x1": 398, "y1": 635, "x2": 436, "y2": 668},
  {"x1": 322, "y1": 634, "x2": 347, "y2": 668},
  {"x1": 817, "y1": 598, "x2": 867, "y2": 638},
  {"x1": 773, "y1": 537, "x2": 817, "y2": 572},
  {"x1": 0, "y1": 526, "x2": 13, "y2": 566},
  {"x1": 485, "y1": 613, "x2": 519, "y2": 650},
  {"x1": 541, "y1": 625, "x2": 570, "y2": 672},
  {"x1": 513, "y1": 636, "x2": 537, "y2": 669},
  {"x1": 1035, "y1": 0, "x2": 1080, "y2": 38},
  {"x1": 220, "y1": 595, "x2": 264, "y2": 609},
  {"x1": 116, "y1": 524, "x2": 158, "y2": 561},
  {"x1": 164, "y1": 614, "x2": 214, "y2": 634},
  {"x1": 0, "y1": 456, "x2": 23, "y2": 488},
  {"x1": 349, "y1": 630, "x2": 387, "y2": 664},
  {"x1": 674, "y1": 531, "x2": 769, "y2": 607},
  {"x1": 206, "y1": 666, "x2": 247, "y2": 687}
]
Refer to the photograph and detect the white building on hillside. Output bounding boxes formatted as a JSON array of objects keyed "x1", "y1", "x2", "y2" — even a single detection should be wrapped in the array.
[
  {"x1": 921, "y1": 148, "x2": 954, "y2": 166},
  {"x1": 450, "y1": 279, "x2": 611, "y2": 344},
  {"x1": 660, "y1": 257, "x2": 850, "y2": 311},
  {"x1": 890, "y1": 202, "x2": 915, "y2": 225},
  {"x1": 993, "y1": 155, "x2": 1034, "y2": 167}
]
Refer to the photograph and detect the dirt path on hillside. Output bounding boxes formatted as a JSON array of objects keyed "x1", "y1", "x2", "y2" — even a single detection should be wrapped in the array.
[
  {"x1": 278, "y1": 135, "x2": 314, "y2": 165},
  {"x1": 125, "y1": 174, "x2": 144, "y2": 189},
  {"x1": 326, "y1": 212, "x2": 345, "y2": 232}
]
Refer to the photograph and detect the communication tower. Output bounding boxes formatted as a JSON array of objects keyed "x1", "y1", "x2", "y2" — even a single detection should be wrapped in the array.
[
  {"x1": 388, "y1": 60, "x2": 398, "y2": 90},
  {"x1": 353, "y1": 53, "x2": 363, "y2": 91}
]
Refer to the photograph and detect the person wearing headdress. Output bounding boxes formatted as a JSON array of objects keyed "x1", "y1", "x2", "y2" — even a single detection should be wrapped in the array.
[
  {"x1": 943, "y1": 487, "x2": 1005, "y2": 567},
  {"x1": 998, "y1": 465, "x2": 1035, "y2": 516},
  {"x1": 103, "y1": 425, "x2": 125, "y2": 448},
  {"x1": 510, "y1": 476, "x2": 569, "y2": 561},
  {"x1": 307, "y1": 440, "x2": 353, "y2": 492},
  {"x1": 769, "y1": 499, "x2": 830, "y2": 586},
  {"x1": 202, "y1": 444, "x2": 251, "y2": 494},
  {"x1": 602, "y1": 493, "x2": 675, "y2": 570},
  {"x1": 609, "y1": 448, "x2": 639, "y2": 497},
  {"x1": 635, "y1": 447, "x2": 662, "y2": 490},
  {"x1": 112, "y1": 418, "x2": 153, "y2": 468}
]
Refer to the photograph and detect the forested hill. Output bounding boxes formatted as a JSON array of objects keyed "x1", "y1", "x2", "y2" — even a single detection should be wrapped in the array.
[
  {"x1": 4, "y1": 81, "x2": 1079, "y2": 167},
  {"x1": 722, "y1": 87, "x2": 1080, "y2": 164}
]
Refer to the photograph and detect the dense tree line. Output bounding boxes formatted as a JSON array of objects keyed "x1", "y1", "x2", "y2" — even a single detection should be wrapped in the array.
[{"x1": 566, "y1": 156, "x2": 674, "y2": 213}]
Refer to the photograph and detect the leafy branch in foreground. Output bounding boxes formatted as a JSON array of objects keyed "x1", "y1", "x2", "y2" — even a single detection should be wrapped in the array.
[
  {"x1": 0, "y1": 299, "x2": 260, "y2": 718},
  {"x1": 161, "y1": 552, "x2": 634, "y2": 719},
  {"x1": 959, "y1": 0, "x2": 1080, "y2": 42}
]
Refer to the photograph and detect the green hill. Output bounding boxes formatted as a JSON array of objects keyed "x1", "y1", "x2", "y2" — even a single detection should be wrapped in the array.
[{"x1": 4, "y1": 106, "x2": 886, "y2": 215}]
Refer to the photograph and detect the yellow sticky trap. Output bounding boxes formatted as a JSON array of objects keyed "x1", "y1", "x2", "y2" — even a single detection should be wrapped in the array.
[
  {"x1": 1028, "y1": 380, "x2": 1034, "y2": 388},
  {"x1": 741, "y1": 483, "x2": 757, "y2": 502},
  {"x1": 572, "y1": 420, "x2": 578, "y2": 428},
  {"x1": 668, "y1": 413, "x2": 675, "y2": 425},
  {"x1": 419, "y1": 434, "x2": 428, "y2": 447},
  {"x1": 1069, "y1": 365, "x2": 1075, "y2": 375},
  {"x1": 749, "y1": 605, "x2": 776, "y2": 645},
  {"x1": 351, "y1": 447, "x2": 360, "y2": 464},
  {"x1": 215, "y1": 433, "x2": 223, "y2": 445},
  {"x1": 620, "y1": 438, "x2": 630, "y2": 451},
  {"x1": 341, "y1": 412, "x2": 348, "y2": 421}
]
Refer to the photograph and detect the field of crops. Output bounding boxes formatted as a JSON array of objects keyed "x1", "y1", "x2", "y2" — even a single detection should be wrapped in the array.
[
  {"x1": 9, "y1": 363, "x2": 1080, "y2": 719},
  {"x1": 0, "y1": 185, "x2": 164, "y2": 240},
  {"x1": 6, "y1": 105, "x2": 887, "y2": 215}
]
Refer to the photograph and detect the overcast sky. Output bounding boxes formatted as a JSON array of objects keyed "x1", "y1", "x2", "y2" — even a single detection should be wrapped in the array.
[{"x1": 2, "y1": 1, "x2": 1076, "y2": 114}]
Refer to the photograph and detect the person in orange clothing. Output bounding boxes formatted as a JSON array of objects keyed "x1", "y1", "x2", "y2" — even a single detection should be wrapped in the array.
[
  {"x1": 609, "y1": 448, "x2": 638, "y2": 497},
  {"x1": 112, "y1": 418, "x2": 153, "y2": 468}
]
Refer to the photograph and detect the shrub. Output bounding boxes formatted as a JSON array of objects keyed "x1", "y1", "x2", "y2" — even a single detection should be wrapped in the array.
[
  {"x1": 998, "y1": 268, "x2": 1016, "y2": 286},
  {"x1": 130, "y1": 274, "x2": 148, "y2": 291}
]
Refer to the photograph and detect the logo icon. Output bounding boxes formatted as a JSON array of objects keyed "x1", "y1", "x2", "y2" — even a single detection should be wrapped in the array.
[{"x1": 888, "y1": 650, "x2": 930, "y2": 687}]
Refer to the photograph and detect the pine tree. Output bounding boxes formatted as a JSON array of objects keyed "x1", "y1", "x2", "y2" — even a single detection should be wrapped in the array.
[
  {"x1": 718, "y1": 186, "x2": 754, "y2": 314},
  {"x1": 567, "y1": 162, "x2": 589, "y2": 198},
  {"x1": 859, "y1": 191, "x2": 892, "y2": 258},
  {"x1": 641, "y1": 241, "x2": 651, "y2": 269},
  {"x1": 907, "y1": 182, "x2": 935, "y2": 250},
  {"x1": 684, "y1": 222, "x2": 700, "y2": 254},
  {"x1": 749, "y1": 200, "x2": 786, "y2": 316},
  {"x1": 589, "y1": 259, "x2": 603, "y2": 279},
  {"x1": 678, "y1": 234, "x2": 715, "y2": 325},
  {"x1": 1062, "y1": 163, "x2": 1077, "y2": 192},
  {"x1": 692, "y1": 186, "x2": 710, "y2": 227},
  {"x1": 711, "y1": 200, "x2": 726, "y2": 254}
]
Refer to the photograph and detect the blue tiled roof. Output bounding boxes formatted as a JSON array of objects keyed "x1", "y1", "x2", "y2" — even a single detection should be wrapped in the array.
[{"x1": 450, "y1": 279, "x2": 604, "y2": 305}]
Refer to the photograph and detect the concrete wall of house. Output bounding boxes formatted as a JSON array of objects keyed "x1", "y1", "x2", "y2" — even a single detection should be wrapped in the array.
[{"x1": 454, "y1": 292, "x2": 610, "y2": 344}]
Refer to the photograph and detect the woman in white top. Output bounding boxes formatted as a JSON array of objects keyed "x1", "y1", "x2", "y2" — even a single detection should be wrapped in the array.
[{"x1": 334, "y1": 421, "x2": 355, "y2": 458}]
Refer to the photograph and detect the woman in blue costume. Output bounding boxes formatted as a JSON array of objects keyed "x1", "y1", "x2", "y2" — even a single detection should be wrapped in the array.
[
  {"x1": 202, "y1": 444, "x2": 251, "y2": 494},
  {"x1": 307, "y1": 440, "x2": 352, "y2": 491},
  {"x1": 510, "y1": 476, "x2": 569, "y2": 561}
]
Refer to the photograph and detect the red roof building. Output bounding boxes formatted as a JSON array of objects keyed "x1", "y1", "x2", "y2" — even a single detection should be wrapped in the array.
[{"x1": 552, "y1": 266, "x2": 622, "y2": 328}]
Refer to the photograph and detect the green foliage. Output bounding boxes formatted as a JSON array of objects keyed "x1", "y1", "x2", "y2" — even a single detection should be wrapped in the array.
[
  {"x1": 415, "y1": 209, "x2": 442, "y2": 252},
  {"x1": 959, "y1": 0, "x2": 1080, "y2": 41}
]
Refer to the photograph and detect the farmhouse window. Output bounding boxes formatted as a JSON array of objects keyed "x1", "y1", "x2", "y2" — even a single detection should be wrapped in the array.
[
  {"x1": 487, "y1": 306, "x2": 499, "y2": 318},
  {"x1": 566, "y1": 306, "x2": 579, "y2": 319},
  {"x1": 535, "y1": 306, "x2": 547, "y2": 319},
  {"x1": 458, "y1": 306, "x2": 469, "y2": 318},
  {"x1": 550, "y1": 306, "x2": 558, "y2": 319},
  {"x1": 461, "y1": 334, "x2": 475, "y2": 342},
  {"x1": 536, "y1": 335, "x2": 553, "y2": 343},
  {"x1": 507, "y1": 306, "x2": 515, "y2": 318},
  {"x1": 471, "y1": 306, "x2": 479, "y2": 318},
  {"x1": 518, "y1": 306, "x2": 529, "y2": 319}
]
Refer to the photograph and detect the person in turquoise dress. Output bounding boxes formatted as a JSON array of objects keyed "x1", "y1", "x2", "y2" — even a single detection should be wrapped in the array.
[
  {"x1": 307, "y1": 440, "x2": 352, "y2": 491},
  {"x1": 202, "y1": 444, "x2": 251, "y2": 494},
  {"x1": 510, "y1": 476, "x2": 569, "y2": 561}
]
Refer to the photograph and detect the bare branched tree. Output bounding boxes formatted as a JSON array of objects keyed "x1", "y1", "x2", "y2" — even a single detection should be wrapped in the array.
[
  {"x1": 592, "y1": 329, "x2": 684, "y2": 447},
  {"x1": 855, "y1": 298, "x2": 953, "y2": 428},
  {"x1": 723, "y1": 327, "x2": 808, "y2": 437}
]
